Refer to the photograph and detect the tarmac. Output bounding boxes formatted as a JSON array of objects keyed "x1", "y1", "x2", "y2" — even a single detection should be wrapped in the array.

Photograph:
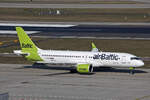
[
  {"x1": 1, "y1": 23, "x2": 150, "y2": 38},
  {"x1": 132, "y1": 0, "x2": 150, "y2": 3},
  {"x1": 0, "y1": 64, "x2": 150, "y2": 100},
  {"x1": 0, "y1": 3, "x2": 150, "y2": 8}
]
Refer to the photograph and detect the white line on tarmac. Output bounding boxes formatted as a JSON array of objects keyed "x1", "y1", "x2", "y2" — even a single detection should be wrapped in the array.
[
  {"x1": 0, "y1": 23, "x2": 76, "y2": 27},
  {"x1": 0, "y1": 30, "x2": 39, "y2": 34}
]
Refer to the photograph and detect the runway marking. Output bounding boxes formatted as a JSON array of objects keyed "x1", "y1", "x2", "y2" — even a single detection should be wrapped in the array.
[
  {"x1": 0, "y1": 30, "x2": 39, "y2": 34},
  {"x1": 0, "y1": 23, "x2": 76, "y2": 27}
]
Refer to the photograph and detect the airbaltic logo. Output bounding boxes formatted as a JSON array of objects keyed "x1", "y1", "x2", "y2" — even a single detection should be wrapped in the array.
[
  {"x1": 94, "y1": 54, "x2": 120, "y2": 60},
  {"x1": 22, "y1": 43, "x2": 32, "y2": 48}
]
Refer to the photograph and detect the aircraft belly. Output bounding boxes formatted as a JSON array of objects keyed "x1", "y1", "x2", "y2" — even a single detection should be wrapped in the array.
[
  {"x1": 102, "y1": 60, "x2": 120, "y2": 67},
  {"x1": 70, "y1": 58, "x2": 86, "y2": 64},
  {"x1": 101, "y1": 60, "x2": 132, "y2": 67}
]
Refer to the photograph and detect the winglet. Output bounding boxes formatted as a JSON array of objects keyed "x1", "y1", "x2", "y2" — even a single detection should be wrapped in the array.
[
  {"x1": 91, "y1": 42, "x2": 99, "y2": 52},
  {"x1": 92, "y1": 42, "x2": 97, "y2": 49}
]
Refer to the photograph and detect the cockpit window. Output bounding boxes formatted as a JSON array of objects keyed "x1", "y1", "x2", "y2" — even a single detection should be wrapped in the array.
[{"x1": 130, "y1": 57, "x2": 141, "y2": 60}]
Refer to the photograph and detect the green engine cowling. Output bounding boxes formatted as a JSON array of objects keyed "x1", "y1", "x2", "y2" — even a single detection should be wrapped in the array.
[{"x1": 76, "y1": 64, "x2": 93, "y2": 73}]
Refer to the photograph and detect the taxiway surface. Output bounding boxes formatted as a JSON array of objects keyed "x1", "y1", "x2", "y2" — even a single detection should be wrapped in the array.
[
  {"x1": 0, "y1": 64, "x2": 150, "y2": 100},
  {"x1": 0, "y1": 24, "x2": 150, "y2": 38},
  {"x1": 0, "y1": 3, "x2": 150, "y2": 8}
]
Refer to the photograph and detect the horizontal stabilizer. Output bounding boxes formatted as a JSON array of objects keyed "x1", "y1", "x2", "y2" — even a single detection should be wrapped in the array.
[{"x1": 13, "y1": 50, "x2": 29, "y2": 56}]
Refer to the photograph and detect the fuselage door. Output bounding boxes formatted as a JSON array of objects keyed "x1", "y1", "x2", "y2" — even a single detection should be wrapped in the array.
[{"x1": 121, "y1": 56, "x2": 127, "y2": 64}]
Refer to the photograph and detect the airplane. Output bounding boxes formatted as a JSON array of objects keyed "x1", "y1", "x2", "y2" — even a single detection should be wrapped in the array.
[{"x1": 14, "y1": 27, "x2": 144, "y2": 74}]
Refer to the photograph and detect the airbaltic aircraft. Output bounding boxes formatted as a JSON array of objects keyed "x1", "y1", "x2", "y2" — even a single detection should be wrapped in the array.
[{"x1": 14, "y1": 27, "x2": 144, "y2": 74}]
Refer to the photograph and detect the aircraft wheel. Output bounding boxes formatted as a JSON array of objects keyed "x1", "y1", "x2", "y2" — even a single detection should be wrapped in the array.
[
  {"x1": 32, "y1": 63, "x2": 45, "y2": 67},
  {"x1": 70, "y1": 69, "x2": 77, "y2": 73}
]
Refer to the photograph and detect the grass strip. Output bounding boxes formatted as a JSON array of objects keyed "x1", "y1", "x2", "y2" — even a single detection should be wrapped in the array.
[{"x1": 0, "y1": 8, "x2": 150, "y2": 22}]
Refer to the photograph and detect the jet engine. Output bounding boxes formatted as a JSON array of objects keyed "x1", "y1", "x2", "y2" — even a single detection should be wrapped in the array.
[{"x1": 76, "y1": 64, "x2": 93, "y2": 73}]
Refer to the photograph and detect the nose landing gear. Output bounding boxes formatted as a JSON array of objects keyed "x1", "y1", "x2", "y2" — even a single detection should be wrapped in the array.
[{"x1": 129, "y1": 67, "x2": 135, "y2": 75}]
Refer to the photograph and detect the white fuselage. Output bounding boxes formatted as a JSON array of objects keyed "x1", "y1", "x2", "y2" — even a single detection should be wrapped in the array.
[{"x1": 37, "y1": 49, "x2": 144, "y2": 68}]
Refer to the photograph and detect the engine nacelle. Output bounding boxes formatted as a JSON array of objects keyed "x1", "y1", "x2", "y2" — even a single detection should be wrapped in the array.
[{"x1": 76, "y1": 64, "x2": 93, "y2": 73}]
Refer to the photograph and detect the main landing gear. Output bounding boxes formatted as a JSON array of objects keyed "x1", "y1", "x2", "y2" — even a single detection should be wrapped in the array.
[
  {"x1": 32, "y1": 63, "x2": 46, "y2": 67},
  {"x1": 70, "y1": 68, "x2": 77, "y2": 73}
]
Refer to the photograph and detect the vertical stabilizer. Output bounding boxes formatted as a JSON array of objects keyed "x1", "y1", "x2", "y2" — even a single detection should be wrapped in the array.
[
  {"x1": 16, "y1": 27, "x2": 37, "y2": 52},
  {"x1": 16, "y1": 27, "x2": 42, "y2": 61}
]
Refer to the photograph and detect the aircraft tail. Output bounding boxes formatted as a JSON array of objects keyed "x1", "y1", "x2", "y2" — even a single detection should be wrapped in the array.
[
  {"x1": 16, "y1": 27, "x2": 37, "y2": 52},
  {"x1": 15, "y1": 27, "x2": 42, "y2": 61}
]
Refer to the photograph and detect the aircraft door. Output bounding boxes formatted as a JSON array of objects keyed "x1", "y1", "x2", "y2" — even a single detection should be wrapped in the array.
[{"x1": 121, "y1": 56, "x2": 127, "y2": 64}]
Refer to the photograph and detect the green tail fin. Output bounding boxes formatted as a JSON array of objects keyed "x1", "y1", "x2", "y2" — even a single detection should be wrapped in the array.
[
  {"x1": 91, "y1": 42, "x2": 99, "y2": 52},
  {"x1": 16, "y1": 27, "x2": 37, "y2": 52},
  {"x1": 92, "y1": 42, "x2": 97, "y2": 49},
  {"x1": 16, "y1": 27, "x2": 42, "y2": 61}
]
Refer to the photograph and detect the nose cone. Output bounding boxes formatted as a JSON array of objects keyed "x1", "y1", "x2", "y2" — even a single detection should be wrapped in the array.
[{"x1": 137, "y1": 61, "x2": 144, "y2": 67}]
